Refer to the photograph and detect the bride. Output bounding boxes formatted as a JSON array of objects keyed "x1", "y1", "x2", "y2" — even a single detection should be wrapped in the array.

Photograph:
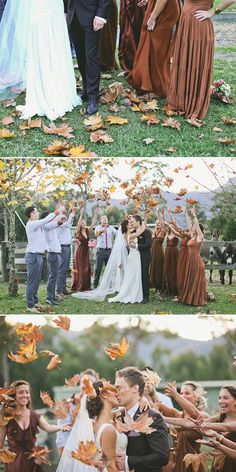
[
  {"x1": 108, "y1": 221, "x2": 144, "y2": 304},
  {"x1": 0, "y1": 0, "x2": 80, "y2": 120},
  {"x1": 56, "y1": 381, "x2": 127, "y2": 472}
]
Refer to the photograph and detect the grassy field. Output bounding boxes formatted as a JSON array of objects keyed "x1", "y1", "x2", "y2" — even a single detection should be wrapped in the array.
[
  {"x1": 1, "y1": 279, "x2": 236, "y2": 315},
  {"x1": 0, "y1": 57, "x2": 235, "y2": 158}
]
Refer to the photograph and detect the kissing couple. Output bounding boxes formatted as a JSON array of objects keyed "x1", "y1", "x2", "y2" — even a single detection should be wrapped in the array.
[
  {"x1": 73, "y1": 214, "x2": 152, "y2": 304},
  {"x1": 56, "y1": 366, "x2": 169, "y2": 472}
]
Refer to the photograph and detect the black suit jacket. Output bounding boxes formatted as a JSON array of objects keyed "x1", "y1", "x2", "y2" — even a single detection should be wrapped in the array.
[
  {"x1": 67, "y1": 0, "x2": 111, "y2": 26},
  {"x1": 127, "y1": 407, "x2": 169, "y2": 472},
  {"x1": 137, "y1": 229, "x2": 152, "y2": 258}
]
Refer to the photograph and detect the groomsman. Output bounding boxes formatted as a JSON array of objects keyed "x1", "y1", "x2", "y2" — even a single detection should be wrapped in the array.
[
  {"x1": 43, "y1": 210, "x2": 66, "y2": 305},
  {"x1": 0, "y1": 0, "x2": 6, "y2": 21},
  {"x1": 94, "y1": 215, "x2": 117, "y2": 288},
  {"x1": 67, "y1": 0, "x2": 111, "y2": 114},
  {"x1": 25, "y1": 206, "x2": 63, "y2": 312},
  {"x1": 56, "y1": 208, "x2": 76, "y2": 297}
]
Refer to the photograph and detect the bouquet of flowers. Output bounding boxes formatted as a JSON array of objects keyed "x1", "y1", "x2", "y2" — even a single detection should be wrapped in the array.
[{"x1": 211, "y1": 79, "x2": 233, "y2": 104}]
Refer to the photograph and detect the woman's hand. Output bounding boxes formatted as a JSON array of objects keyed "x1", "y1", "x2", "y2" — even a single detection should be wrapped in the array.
[
  {"x1": 147, "y1": 16, "x2": 156, "y2": 31},
  {"x1": 195, "y1": 9, "x2": 215, "y2": 21},
  {"x1": 60, "y1": 424, "x2": 72, "y2": 432},
  {"x1": 165, "y1": 381, "x2": 178, "y2": 398},
  {"x1": 139, "y1": 396, "x2": 150, "y2": 412}
]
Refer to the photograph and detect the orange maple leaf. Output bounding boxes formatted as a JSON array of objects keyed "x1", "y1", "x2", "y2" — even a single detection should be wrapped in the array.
[
  {"x1": 104, "y1": 337, "x2": 129, "y2": 361},
  {"x1": 52, "y1": 315, "x2": 71, "y2": 331}
]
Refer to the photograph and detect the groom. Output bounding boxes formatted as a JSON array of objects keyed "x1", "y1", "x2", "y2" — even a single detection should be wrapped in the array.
[
  {"x1": 115, "y1": 366, "x2": 169, "y2": 472},
  {"x1": 67, "y1": 0, "x2": 111, "y2": 114},
  {"x1": 130, "y1": 215, "x2": 152, "y2": 304}
]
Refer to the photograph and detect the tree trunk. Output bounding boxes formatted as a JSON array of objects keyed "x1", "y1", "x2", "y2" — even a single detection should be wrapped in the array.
[
  {"x1": 8, "y1": 208, "x2": 18, "y2": 296},
  {"x1": 3, "y1": 207, "x2": 9, "y2": 240}
]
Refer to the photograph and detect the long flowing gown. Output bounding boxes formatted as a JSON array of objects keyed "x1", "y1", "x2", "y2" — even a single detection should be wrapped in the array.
[
  {"x1": 167, "y1": 0, "x2": 214, "y2": 120},
  {"x1": 177, "y1": 235, "x2": 191, "y2": 298},
  {"x1": 150, "y1": 236, "x2": 164, "y2": 290},
  {"x1": 118, "y1": 0, "x2": 146, "y2": 73},
  {"x1": 17, "y1": 0, "x2": 80, "y2": 120},
  {"x1": 127, "y1": 0, "x2": 180, "y2": 97},
  {"x1": 71, "y1": 229, "x2": 91, "y2": 292},
  {"x1": 100, "y1": 0, "x2": 118, "y2": 71},
  {"x1": 180, "y1": 239, "x2": 207, "y2": 306},
  {"x1": 4, "y1": 411, "x2": 43, "y2": 472},
  {"x1": 162, "y1": 237, "x2": 179, "y2": 296},
  {"x1": 211, "y1": 431, "x2": 236, "y2": 472}
]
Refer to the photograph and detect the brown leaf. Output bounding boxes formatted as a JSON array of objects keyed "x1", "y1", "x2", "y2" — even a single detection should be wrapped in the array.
[
  {"x1": 146, "y1": 99, "x2": 159, "y2": 111},
  {"x1": 143, "y1": 138, "x2": 155, "y2": 145},
  {"x1": 125, "y1": 91, "x2": 141, "y2": 104},
  {"x1": 43, "y1": 122, "x2": 74, "y2": 139},
  {"x1": 43, "y1": 140, "x2": 71, "y2": 155},
  {"x1": 28, "y1": 446, "x2": 51, "y2": 465},
  {"x1": 90, "y1": 130, "x2": 114, "y2": 143},
  {"x1": 40, "y1": 350, "x2": 56, "y2": 357},
  {"x1": 69, "y1": 145, "x2": 96, "y2": 157},
  {"x1": 65, "y1": 374, "x2": 81, "y2": 388},
  {"x1": 109, "y1": 103, "x2": 120, "y2": 113},
  {"x1": 71, "y1": 441, "x2": 100, "y2": 465},
  {"x1": 104, "y1": 337, "x2": 129, "y2": 360},
  {"x1": 0, "y1": 128, "x2": 16, "y2": 138},
  {"x1": 164, "y1": 177, "x2": 174, "y2": 187},
  {"x1": 83, "y1": 113, "x2": 104, "y2": 131},
  {"x1": 40, "y1": 391, "x2": 54, "y2": 408},
  {"x1": 115, "y1": 412, "x2": 155, "y2": 435},
  {"x1": 177, "y1": 188, "x2": 188, "y2": 197},
  {"x1": 217, "y1": 137, "x2": 236, "y2": 145},
  {"x1": 82, "y1": 377, "x2": 97, "y2": 398},
  {"x1": 106, "y1": 115, "x2": 128, "y2": 125},
  {"x1": 1, "y1": 116, "x2": 14, "y2": 126},
  {"x1": 46, "y1": 354, "x2": 62, "y2": 370},
  {"x1": 0, "y1": 387, "x2": 16, "y2": 402},
  {"x1": 0, "y1": 416, "x2": 13, "y2": 426},
  {"x1": 166, "y1": 147, "x2": 177, "y2": 154},
  {"x1": 0, "y1": 449, "x2": 17, "y2": 463},
  {"x1": 221, "y1": 116, "x2": 236, "y2": 125},
  {"x1": 170, "y1": 205, "x2": 183, "y2": 214},
  {"x1": 19, "y1": 118, "x2": 42, "y2": 130},
  {"x1": 52, "y1": 400, "x2": 70, "y2": 419},
  {"x1": 162, "y1": 117, "x2": 181, "y2": 130},
  {"x1": 163, "y1": 104, "x2": 178, "y2": 116},
  {"x1": 101, "y1": 74, "x2": 112, "y2": 80},
  {"x1": 52, "y1": 315, "x2": 71, "y2": 331},
  {"x1": 143, "y1": 369, "x2": 161, "y2": 386},
  {"x1": 213, "y1": 127, "x2": 222, "y2": 133},
  {"x1": 186, "y1": 198, "x2": 198, "y2": 205},
  {"x1": 16, "y1": 323, "x2": 41, "y2": 336},
  {"x1": 141, "y1": 114, "x2": 160, "y2": 126},
  {"x1": 183, "y1": 453, "x2": 210, "y2": 472}
]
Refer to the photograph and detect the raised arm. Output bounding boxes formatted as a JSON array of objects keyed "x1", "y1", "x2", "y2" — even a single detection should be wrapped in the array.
[
  {"x1": 191, "y1": 208, "x2": 204, "y2": 242},
  {"x1": 129, "y1": 222, "x2": 146, "y2": 239},
  {"x1": 202, "y1": 421, "x2": 236, "y2": 432},
  {"x1": 165, "y1": 382, "x2": 205, "y2": 419},
  {"x1": 75, "y1": 209, "x2": 84, "y2": 236},
  {"x1": 88, "y1": 208, "x2": 99, "y2": 233}
]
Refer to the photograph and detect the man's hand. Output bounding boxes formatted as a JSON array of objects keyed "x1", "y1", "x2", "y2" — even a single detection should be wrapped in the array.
[
  {"x1": 116, "y1": 453, "x2": 126, "y2": 471},
  {"x1": 93, "y1": 16, "x2": 105, "y2": 31}
]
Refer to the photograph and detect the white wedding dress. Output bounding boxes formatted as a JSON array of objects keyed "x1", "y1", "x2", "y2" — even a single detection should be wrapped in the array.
[
  {"x1": 72, "y1": 227, "x2": 128, "y2": 302},
  {"x1": 0, "y1": 0, "x2": 80, "y2": 119},
  {"x1": 56, "y1": 396, "x2": 127, "y2": 472},
  {"x1": 108, "y1": 238, "x2": 143, "y2": 304}
]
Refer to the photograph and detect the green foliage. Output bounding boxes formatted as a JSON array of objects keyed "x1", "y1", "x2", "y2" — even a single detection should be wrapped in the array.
[{"x1": 224, "y1": 218, "x2": 236, "y2": 240}]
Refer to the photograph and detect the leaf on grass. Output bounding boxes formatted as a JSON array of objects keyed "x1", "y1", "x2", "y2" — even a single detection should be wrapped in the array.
[
  {"x1": 0, "y1": 449, "x2": 16, "y2": 463},
  {"x1": 40, "y1": 391, "x2": 54, "y2": 409},
  {"x1": 2, "y1": 99, "x2": 16, "y2": 108},
  {"x1": 0, "y1": 128, "x2": 16, "y2": 138},
  {"x1": 109, "y1": 103, "x2": 120, "y2": 113},
  {"x1": 163, "y1": 105, "x2": 178, "y2": 116},
  {"x1": 90, "y1": 130, "x2": 114, "y2": 143},
  {"x1": 146, "y1": 99, "x2": 159, "y2": 111},
  {"x1": 183, "y1": 453, "x2": 210, "y2": 472},
  {"x1": 28, "y1": 446, "x2": 51, "y2": 465},
  {"x1": 143, "y1": 138, "x2": 155, "y2": 145},
  {"x1": 1, "y1": 116, "x2": 14, "y2": 126},
  {"x1": 143, "y1": 369, "x2": 161, "y2": 387},
  {"x1": 52, "y1": 315, "x2": 71, "y2": 331},
  {"x1": 104, "y1": 337, "x2": 129, "y2": 360},
  {"x1": 141, "y1": 114, "x2": 160, "y2": 126},
  {"x1": 213, "y1": 127, "x2": 222, "y2": 133},
  {"x1": 106, "y1": 115, "x2": 128, "y2": 125},
  {"x1": 162, "y1": 117, "x2": 181, "y2": 130},
  {"x1": 166, "y1": 147, "x2": 177, "y2": 154},
  {"x1": 221, "y1": 116, "x2": 236, "y2": 125},
  {"x1": 43, "y1": 140, "x2": 71, "y2": 155},
  {"x1": 65, "y1": 374, "x2": 81, "y2": 388},
  {"x1": 43, "y1": 123, "x2": 74, "y2": 138},
  {"x1": 71, "y1": 441, "x2": 100, "y2": 465},
  {"x1": 83, "y1": 113, "x2": 104, "y2": 131},
  {"x1": 19, "y1": 118, "x2": 42, "y2": 130},
  {"x1": 69, "y1": 145, "x2": 96, "y2": 157},
  {"x1": 46, "y1": 354, "x2": 62, "y2": 370},
  {"x1": 101, "y1": 74, "x2": 112, "y2": 80},
  {"x1": 125, "y1": 91, "x2": 141, "y2": 104},
  {"x1": 217, "y1": 137, "x2": 236, "y2": 145}
]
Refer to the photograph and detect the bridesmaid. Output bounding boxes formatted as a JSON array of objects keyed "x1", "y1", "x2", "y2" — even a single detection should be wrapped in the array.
[
  {"x1": 100, "y1": 0, "x2": 118, "y2": 71},
  {"x1": 127, "y1": 0, "x2": 180, "y2": 97},
  {"x1": 162, "y1": 222, "x2": 179, "y2": 296},
  {"x1": 150, "y1": 215, "x2": 166, "y2": 291},
  {"x1": 71, "y1": 208, "x2": 98, "y2": 292},
  {"x1": 0, "y1": 380, "x2": 70, "y2": 472},
  {"x1": 118, "y1": 0, "x2": 146, "y2": 73},
  {"x1": 167, "y1": 0, "x2": 236, "y2": 126},
  {"x1": 180, "y1": 208, "x2": 207, "y2": 306}
]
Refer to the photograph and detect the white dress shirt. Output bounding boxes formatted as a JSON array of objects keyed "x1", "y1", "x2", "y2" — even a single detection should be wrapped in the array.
[
  {"x1": 95, "y1": 225, "x2": 117, "y2": 249},
  {"x1": 43, "y1": 215, "x2": 62, "y2": 253},
  {"x1": 26, "y1": 212, "x2": 59, "y2": 254},
  {"x1": 57, "y1": 213, "x2": 74, "y2": 245},
  {"x1": 125, "y1": 402, "x2": 140, "y2": 472}
]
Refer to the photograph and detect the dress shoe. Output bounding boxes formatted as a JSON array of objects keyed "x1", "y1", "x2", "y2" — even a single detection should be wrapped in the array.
[
  {"x1": 55, "y1": 293, "x2": 65, "y2": 301},
  {"x1": 27, "y1": 307, "x2": 40, "y2": 313},
  {"x1": 46, "y1": 299, "x2": 59, "y2": 306},
  {"x1": 141, "y1": 299, "x2": 148, "y2": 304},
  {"x1": 80, "y1": 92, "x2": 88, "y2": 102},
  {"x1": 87, "y1": 100, "x2": 98, "y2": 115}
]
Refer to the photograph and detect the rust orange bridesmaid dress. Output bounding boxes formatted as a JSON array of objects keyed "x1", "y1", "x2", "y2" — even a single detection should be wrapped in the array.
[
  {"x1": 127, "y1": 0, "x2": 180, "y2": 97},
  {"x1": 177, "y1": 235, "x2": 191, "y2": 298},
  {"x1": 180, "y1": 239, "x2": 207, "y2": 306},
  {"x1": 100, "y1": 0, "x2": 118, "y2": 71},
  {"x1": 150, "y1": 236, "x2": 165, "y2": 290},
  {"x1": 167, "y1": 0, "x2": 214, "y2": 120},
  {"x1": 118, "y1": 0, "x2": 146, "y2": 73},
  {"x1": 71, "y1": 228, "x2": 91, "y2": 292}
]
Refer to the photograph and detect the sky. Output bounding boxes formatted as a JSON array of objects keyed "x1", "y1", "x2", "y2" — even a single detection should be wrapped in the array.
[{"x1": 5, "y1": 315, "x2": 236, "y2": 342}]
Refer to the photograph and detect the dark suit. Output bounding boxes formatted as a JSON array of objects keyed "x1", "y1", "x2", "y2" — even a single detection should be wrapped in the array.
[
  {"x1": 67, "y1": 0, "x2": 111, "y2": 102},
  {"x1": 127, "y1": 407, "x2": 169, "y2": 472},
  {"x1": 138, "y1": 229, "x2": 152, "y2": 301}
]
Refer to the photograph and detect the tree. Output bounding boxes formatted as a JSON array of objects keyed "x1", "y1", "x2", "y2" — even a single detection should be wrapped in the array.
[{"x1": 224, "y1": 218, "x2": 236, "y2": 240}]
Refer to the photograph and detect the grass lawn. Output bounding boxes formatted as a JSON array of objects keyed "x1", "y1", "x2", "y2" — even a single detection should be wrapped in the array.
[
  {"x1": 0, "y1": 279, "x2": 236, "y2": 315},
  {"x1": 0, "y1": 57, "x2": 235, "y2": 158}
]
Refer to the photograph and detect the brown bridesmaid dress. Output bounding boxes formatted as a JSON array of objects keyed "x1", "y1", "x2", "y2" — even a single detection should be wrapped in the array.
[
  {"x1": 100, "y1": 0, "x2": 118, "y2": 71},
  {"x1": 5, "y1": 411, "x2": 43, "y2": 472},
  {"x1": 167, "y1": 0, "x2": 214, "y2": 120},
  {"x1": 119, "y1": 0, "x2": 146, "y2": 73},
  {"x1": 150, "y1": 236, "x2": 164, "y2": 290},
  {"x1": 211, "y1": 431, "x2": 236, "y2": 472},
  {"x1": 162, "y1": 236, "x2": 179, "y2": 295},
  {"x1": 180, "y1": 239, "x2": 207, "y2": 306},
  {"x1": 127, "y1": 0, "x2": 180, "y2": 97},
  {"x1": 71, "y1": 228, "x2": 91, "y2": 292},
  {"x1": 177, "y1": 235, "x2": 191, "y2": 298}
]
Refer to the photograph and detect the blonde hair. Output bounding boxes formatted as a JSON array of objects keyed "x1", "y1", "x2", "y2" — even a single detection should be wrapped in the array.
[{"x1": 182, "y1": 381, "x2": 207, "y2": 411}]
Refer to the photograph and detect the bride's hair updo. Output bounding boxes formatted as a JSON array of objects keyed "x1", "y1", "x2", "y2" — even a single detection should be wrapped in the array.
[
  {"x1": 121, "y1": 219, "x2": 129, "y2": 234},
  {"x1": 87, "y1": 381, "x2": 104, "y2": 418}
]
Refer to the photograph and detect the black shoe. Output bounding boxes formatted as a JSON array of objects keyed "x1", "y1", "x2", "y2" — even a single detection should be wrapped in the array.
[
  {"x1": 80, "y1": 92, "x2": 88, "y2": 102},
  {"x1": 87, "y1": 100, "x2": 98, "y2": 115},
  {"x1": 141, "y1": 299, "x2": 148, "y2": 304},
  {"x1": 46, "y1": 299, "x2": 59, "y2": 306}
]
